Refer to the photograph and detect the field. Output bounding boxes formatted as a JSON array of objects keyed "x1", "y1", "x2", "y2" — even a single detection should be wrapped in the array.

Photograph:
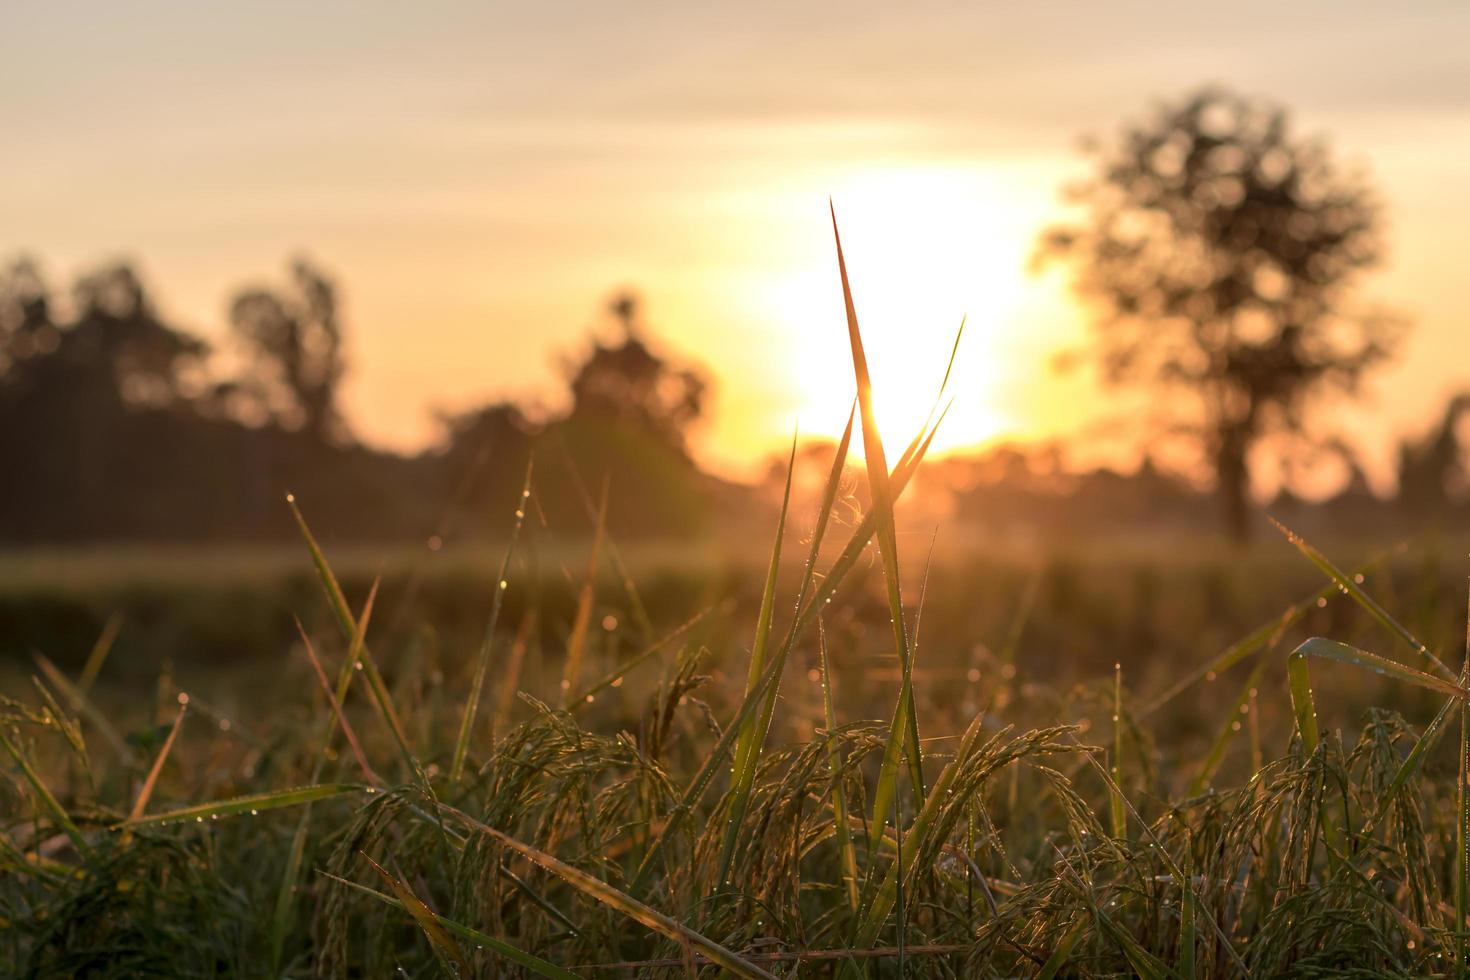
[
  {"x1": 4, "y1": 288, "x2": 1470, "y2": 979},
  {"x1": 4, "y1": 478, "x2": 1470, "y2": 978}
]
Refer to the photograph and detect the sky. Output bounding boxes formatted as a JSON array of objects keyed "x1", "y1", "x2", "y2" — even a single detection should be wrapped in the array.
[{"x1": 4, "y1": 1, "x2": 1470, "y2": 492}]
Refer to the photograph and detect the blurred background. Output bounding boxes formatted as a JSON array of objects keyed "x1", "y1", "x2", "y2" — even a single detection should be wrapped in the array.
[{"x1": 4, "y1": 2, "x2": 1470, "y2": 705}]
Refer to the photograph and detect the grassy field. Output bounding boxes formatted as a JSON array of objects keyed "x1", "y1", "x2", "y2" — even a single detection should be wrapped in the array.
[{"x1": 5, "y1": 261, "x2": 1470, "y2": 977}]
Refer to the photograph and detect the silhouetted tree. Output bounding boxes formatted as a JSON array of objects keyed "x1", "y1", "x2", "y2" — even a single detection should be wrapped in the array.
[
  {"x1": 69, "y1": 263, "x2": 209, "y2": 407},
  {"x1": 0, "y1": 257, "x2": 56, "y2": 374},
  {"x1": 1397, "y1": 394, "x2": 1470, "y2": 514},
  {"x1": 228, "y1": 258, "x2": 347, "y2": 441},
  {"x1": 563, "y1": 291, "x2": 707, "y2": 456},
  {"x1": 1036, "y1": 87, "x2": 1404, "y2": 541}
]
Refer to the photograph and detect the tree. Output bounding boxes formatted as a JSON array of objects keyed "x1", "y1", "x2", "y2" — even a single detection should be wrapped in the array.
[
  {"x1": 69, "y1": 262, "x2": 209, "y2": 408},
  {"x1": 563, "y1": 291, "x2": 707, "y2": 456},
  {"x1": 228, "y1": 258, "x2": 347, "y2": 441},
  {"x1": 1036, "y1": 87, "x2": 1404, "y2": 541},
  {"x1": 0, "y1": 257, "x2": 55, "y2": 375},
  {"x1": 1396, "y1": 394, "x2": 1470, "y2": 514}
]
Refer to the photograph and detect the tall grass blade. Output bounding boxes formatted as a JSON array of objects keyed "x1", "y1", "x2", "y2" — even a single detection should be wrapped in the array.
[
  {"x1": 631, "y1": 648, "x2": 791, "y2": 891},
  {"x1": 271, "y1": 579, "x2": 380, "y2": 972},
  {"x1": 128, "y1": 703, "x2": 186, "y2": 822},
  {"x1": 820, "y1": 620, "x2": 860, "y2": 913},
  {"x1": 855, "y1": 705, "x2": 988, "y2": 947},
  {"x1": 1189, "y1": 651, "x2": 1269, "y2": 795},
  {"x1": 296, "y1": 620, "x2": 376, "y2": 784},
  {"x1": 718, "y1": 431, "x2": 799, "y2": 885},
  {"x1": 1110, "y1": 662, "x2": 1126, "y2": 838},
  {"x1": 1272, "y1": 519, "x2": 1454, "y2": 679},
  {"x1": 831, "y1": 203, "x2": 925, "y2": 806},
  {"x1": 494, "y1": 610, "x2": 537, "y2": 738},
  {"x1": 76, "y1": 613, "x2": 122, "y2": 695},
  {"x1": 452, "y1": 461, "x2": 532, "y2": 781},
  {"x1": 561, "y1": 480, "x2": 608, "y2": 702},
  {"x1": 288, "y1": 496, "x2": 417, "y2": 776},
  {"x1": 1180, "y1": 826, "x2": 1195, "y2": 980}
]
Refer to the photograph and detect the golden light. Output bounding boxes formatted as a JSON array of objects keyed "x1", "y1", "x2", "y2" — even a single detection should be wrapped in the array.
[{"x1": 748, "y1": 164, "x2": 1036, "y2": 459}]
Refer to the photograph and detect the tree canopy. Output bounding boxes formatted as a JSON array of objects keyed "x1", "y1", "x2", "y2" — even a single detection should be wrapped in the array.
[{"x1": 1036, "y1": 86, "x2": 1405, "y2": 540}]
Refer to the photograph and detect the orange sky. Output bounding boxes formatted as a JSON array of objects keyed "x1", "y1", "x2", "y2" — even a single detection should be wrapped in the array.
[{"x1": 4, "y1": 3, "x2": 1469, "y2": 494}]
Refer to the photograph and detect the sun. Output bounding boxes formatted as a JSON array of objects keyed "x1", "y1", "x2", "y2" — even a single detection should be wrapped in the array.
[{"x1": 756, "y1": 165, "x2": 1032, "y2": 459}]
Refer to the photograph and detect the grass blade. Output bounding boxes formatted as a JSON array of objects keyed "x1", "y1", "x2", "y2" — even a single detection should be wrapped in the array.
[
  {"x1": 718, "y1": 431, "x2": 799, "y2": 884},
  {"x1": 296, "y1": 620, "x2": 376, "y2": 784},
  {"x1": 128, "y1": 703, "x2": 186, "y2": 822},
  {"x1": 288, "y1": 496, "x2": 417, "y2": 776},
  {"x1": 444, "y1": 804, "x2": 780, "y2": 980},
  {"x1": 361, "y1": 853, "x2": 473, "y2": 979},
  {"x1": 1110, "y1": 662, "x2": 1126, "y2": 838},
  {"x1": 33, "y1": 652, "x2": 136, "y2": 767},
  {"x1": 0, "y1": 726, "x2": 89, "y2": 856},
  {"x1": 569, "y1": 601, "x2": 726, "y2": 709},
  {"x1": 324, "y1": 871, "x2": 578, "y2": 979},
  {"x1": 831, "y1": 203, "x2": 925, "y2": 808},
  {"x1": 855, "y1": 706, "x2": 989, "y2": 947},
  {"x1": 1272, "y1": 519, "x2": 1453, "y2": 679},
  {"x1": 820, "y1": 620, "x2": 860, "y2": 913},
  {"x1": 561, "y1": 480, "x2": 608, "y2": 702},
  {"x1": 76, "y1": 613, "x2": 122, "y2": 696},
  {"x1": 123, "y1": 783, "x2": 362, "y2": 827},
  {"x1": 1291, "y1": 637, "x2": 1467, "y2": 701},
  {"x1": 451, "y1": 461, "x2": 532, "y2": 781}
]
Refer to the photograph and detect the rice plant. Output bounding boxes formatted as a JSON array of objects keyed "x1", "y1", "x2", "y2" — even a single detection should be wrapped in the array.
[{"x1": 5, "y1": 226, "x2": 1470, "y2": 978}]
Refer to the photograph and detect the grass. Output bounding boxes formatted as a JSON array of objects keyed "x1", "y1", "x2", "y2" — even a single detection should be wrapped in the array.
[{"x1": 6, "y1": 234, "x2": 1470, "y2": 976}]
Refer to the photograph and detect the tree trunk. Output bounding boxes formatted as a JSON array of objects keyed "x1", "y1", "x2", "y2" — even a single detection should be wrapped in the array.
[{"x1": 1216, "y1": 443, "x2": 1251, "y2": 545}]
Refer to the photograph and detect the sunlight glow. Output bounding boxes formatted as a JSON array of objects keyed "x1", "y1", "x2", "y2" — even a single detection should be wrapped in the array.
[{"x1": 752, "y1": 165, "x2": 1034, "y2": 458}]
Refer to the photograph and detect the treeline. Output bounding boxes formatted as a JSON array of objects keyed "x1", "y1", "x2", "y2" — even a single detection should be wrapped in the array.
[{"x1": 0, "y1": 258, "x2": 736, "y2": 543}]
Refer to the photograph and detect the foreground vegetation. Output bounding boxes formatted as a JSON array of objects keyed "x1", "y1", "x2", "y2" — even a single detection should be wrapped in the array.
[{"x1": 6, "y1": 237, "x2": 1470, "y2": 978}]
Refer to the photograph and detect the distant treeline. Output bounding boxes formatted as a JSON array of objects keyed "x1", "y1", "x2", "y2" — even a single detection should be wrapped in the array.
[
  {"x1": 2, "y1": 255, "x2": 1467, "y2": 547},
  {"x1": 0, "y1": 259, "x2": 740, "y2": 544}
]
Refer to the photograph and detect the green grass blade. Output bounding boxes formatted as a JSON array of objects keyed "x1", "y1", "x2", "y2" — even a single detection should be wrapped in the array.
[
  {"x1": 33, "y1": 652, "x2": 136, "y2": 767},
  {"x1": 445, "y1": 804, "x2": 780, "y2": 980},
  {"x1": 288, "y1": 496, "x2": 417, "y2": 776},
  {"x1": 1180, "y1": 827, "x2": 1195, "y2": 980},
  {"x1": 0, "y1": 726, "x2": 89, "y2": 856},
  {"x1": 1362, "y1": 690, "x2": 1458, "y2": 836},
  {"x1": 831, "y1": 204, "x2": 925, "y2": 806},
  {"x1": 271, "y1": 580, "x2": 380, "y2": 972},
  {"x1": 123, "y1": 783, "x2": 362, "y2": 827},
  {"x1": 361, "y1": 853, "x2": 473, "y2": 979},
  {"x1": 76, "y1": 613, "x2": 122, "y2": 696},
  {"x1": 325, "y1": 872, "x2": 578, "y2": 980},
  {"x1": 1189, "y1": 652, "x2": 1269, "y2": 796},
  {"x1": 631, "y1": 647, "x2": 791, "y2": 891},
  {"x1": 718, "y1": 431, "x2": 799, "y2": 885},
  {"x1": 856, "y1": 705, "x2": 988, "y2": 947},
  {"x1": 451, "y1": 461, "x2": 532, "y2": 782},
  {"x1": 1110, "y1": 662, "x2": 1126, "y2": 838},
  {"x1": 820, "y1": 621, "x2": 860, "y2": 913},
  {"x1": 1287, "y1": 647, "x2": 1321, "y2": 755},
  {"x1": 569, "y1": 601, "x2": 727, "y2": 709},
  {"x1": 1291, "y1": 637, "x2": 1468, "y2": 701},
  {"x1": 1036, "y1": 919, "x2": 1087, "y2": 980},
  {"x1": 561, "y1": 480, "x2": 608, "y2": 702},
  {"x1": 1272, "y1": 519, "x2": 1453, "y2": 680}
]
